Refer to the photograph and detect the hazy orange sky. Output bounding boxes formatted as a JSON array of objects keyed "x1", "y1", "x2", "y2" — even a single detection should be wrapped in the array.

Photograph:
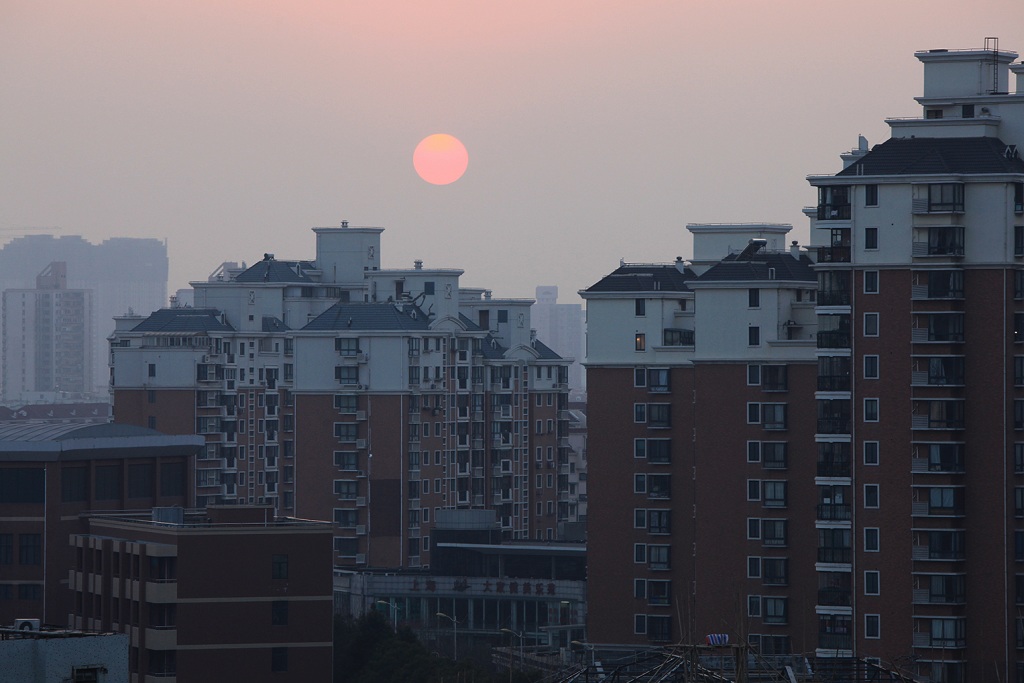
[{"x1": 2, "y1": 1, "x2": 1022, "y2": 302}]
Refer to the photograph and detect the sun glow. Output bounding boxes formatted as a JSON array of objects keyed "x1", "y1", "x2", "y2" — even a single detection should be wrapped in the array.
[{"x1": 413, "y1": 134, "x2": 469, "y2": 185}]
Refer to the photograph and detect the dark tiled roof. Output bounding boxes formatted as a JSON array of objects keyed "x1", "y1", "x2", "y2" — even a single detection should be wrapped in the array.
[
  {"x1": 0, "y1": 422, "x2": 157, "y2": 442},
  {"x1": 262, "y1": 316, "x2": 290, "y2": 332},
  {"x1": 696, "y1": 253, "x2": 816, "y2": 283},
  {"x1": 837, "y1": 137, "x2": 1024, "y2": 176},
  {"x1": 459, "y1": 313, "x2": 482, "y2": 331},
  {"x1": 479, "y1": 335, "x2": 507, "y2": 359},
  {"x1": 234, "y1": 258, "x2": 315, "y2": 283},
  {"x1": 530, "y1": 338, "x2": 563, "y2": 360},
  {"x1": 585, "y1": 264, "x2": 696, "y2": 293},
  {"x1": 302, "y1": 303, "x2": 431, "y2": 331},
  {"x1": 132, "y1": 308, "x2": 234, "y2": 333}
]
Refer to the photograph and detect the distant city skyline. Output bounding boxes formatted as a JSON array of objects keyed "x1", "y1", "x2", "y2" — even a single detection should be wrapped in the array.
[{"x1": 3, "y1": 2, "x2": 1022, "y2": 302}]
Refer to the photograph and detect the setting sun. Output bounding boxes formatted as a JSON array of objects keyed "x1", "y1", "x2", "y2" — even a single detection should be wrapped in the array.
[{"x1": 413, "y1": 134, "x2": 469, "y2": 185}]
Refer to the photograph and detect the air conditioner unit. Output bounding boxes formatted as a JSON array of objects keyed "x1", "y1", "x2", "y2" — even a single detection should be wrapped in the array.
[
  {"x1": 355, "y1": 525, "x2": 367, "y2": 535},
  {"x1": 14, "y1": 618, "x2": 40, "y2": 631},
  {"x1": 355, "y1": 553, "x2": 367, "y2": 564},
  {"x1": 356, "y1": 439, "x2": 367, "y2": 449},
  {"x1": 355, "y1": 411, "x2": 367, "y2": 420},
  {"x1": 355, "y1": 496, "x2": 367, "y2": 506}
]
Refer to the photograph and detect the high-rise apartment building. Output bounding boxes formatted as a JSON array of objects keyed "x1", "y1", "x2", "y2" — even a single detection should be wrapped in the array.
[
  {"x1": 2, "y1": 262, "x2": 93, "y2": 401},
  {"x1": 0, "y1": 235, "x2": 167, "y2": 397},
  {"x1": 109, "y1": 224, "x2": 579, "y2": 571},
  {"x1": 585, "y1": 44, "x2": 1024, "y2": 682}
]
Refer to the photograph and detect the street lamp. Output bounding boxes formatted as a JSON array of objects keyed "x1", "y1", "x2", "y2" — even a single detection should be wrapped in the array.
[
  {"x1": 501, "y1": 627, "x2": 524, "y2": 676},
  {"x1": 436, "y1": 611, "x2": 458, "y2": 661},
  {"x1": 376, "y1": 599, "x2": 399, "y2": 630}
]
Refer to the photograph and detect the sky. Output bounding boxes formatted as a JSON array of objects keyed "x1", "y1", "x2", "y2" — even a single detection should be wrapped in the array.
[{"x1": 2, "y1": 1, "x2": 1023, "y2": 305}]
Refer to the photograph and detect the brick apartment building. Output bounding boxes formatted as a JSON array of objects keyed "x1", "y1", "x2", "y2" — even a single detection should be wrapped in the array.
[
  {"x1": 0, "y1": 422, "x2": 201, "y2": 627},
  {"x1": 108, "y1": 224, "x2": 580, "y2": 571},
  {"x1": 70, "y1": 506, "x2": 333, "y2": 682},
  {"x1": 584, "y1": 44, "x2": 1024, "y2": 683}
]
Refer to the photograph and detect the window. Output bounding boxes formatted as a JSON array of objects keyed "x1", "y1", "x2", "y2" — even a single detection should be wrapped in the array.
[
  {"x1": 864, "y1": 484, "x2": 879, "y2": 509},
  {"x1": 94, "y1": 465, "x2": 121, "y2": 501},
  {"x1": 635, "y1": 299, "x2": 646, "y2": 316},
  {"x1": 634, "y1": 578, "x2": 646, "y2": 598},
  {"x1": 648, "y1": 545, "x2": 670, "y2": 570},
  {"x1": 864, "y1": 614, "x2": 880, "y2": 639},
  {"x1": 864, "y1": 398, "x2": 879, "y2": 422},
  {"x1": 0, "y1": 467, "x2": 45, "y2": 503},
  {"x1": 863, "y1": 355, "x2": 879, "y2": 379},
  {"x1": 0, "y1": 534, "x2": 12, "y2": 564},
  {"x1": 864, "y1": 227, "x2": 878, "y2": 250},
  {"x1": 762, "y1": 558, "x2": 788, "y2": 586},
  {"x1": 635, "y1": 333, "x2": 646, "y2": 351},
  {"x1": 747, "y1": 403, "x2": 761, "y2": 424},
  {"x1": 763, "y1": 597, "x2": 787, "y2": 624},
  {"x1": 748, "y1": 326, "x2": 760, "y2": 346},
  {"x1": 865, "y1": 184, "x2": 878, "y2": 207},
  {"x1": 648, "y1": 368, "x2": 670, "y2": 392},
  {"x1": 648, "y1": 404, "x2": 671, "y2": 428},
  {"x1": 864, "y1": 527, "x2": 880, "y2": 552},
  {"x1": 648, "y1": 580, "x2": 671, "y2": 606},
  {"x1": 762, "y1": 404, "x2": 786, "y2": 430},
  {"x1": 634, "y1": 403, "x2": 647, "y2": 423},
  {"x1": 864, "y1": 271, "x2": 879, "y2": 294},
  {"x1": 762, "y1": 443, "x2": 787, "y2": 469},
  {"x1": 762, "y1": 520, "x2": 787, "y2": 546},
  {"x1": 863, "y1": 313, "x2": 879, "y2": 337},
  {"x1": 648, "y1": 510, "x2": 671, "y2": 534},
  {"x1": 864, "y1": 570, "x2": 880, "y2": 596},
  {"x1": 763, "y1": 481, "x2": 787, "y2": 508},
  {"x1": 927, "y1": 183, "x2": 964, "y2": 212},
  {"x1": 19, "y1": 534, "x2": 41, "y2": 565},
  {"x1": 335, "y1": 481, "x2": 358, "y2": 499},
  {"x1": 335, "y1": 366, "x2": 359, "y2": 384},
  {"x1": 271, "y1": 647, "x2": 289, "y2": 672},
  {"x1": 634, "y1": 474, "x2": 647, "y2": 494},
  {"x1": 62, "y1": 467, "x2": 89, "y2": 502},
  {"x1": 747, "y1": 595, "x2": 761, "y2": 617},
  {"x1": 497, "y1": 310, "x2": 508, "y2": 323},
  {"x1": 634, "y1": 614, "x2": 647, "y2": 635},
  {"x1": 634, "y1": 368, "x2": 647, "y2": 387},
  {"x1": 648, "y1": 475, "x2": 671, "y2": 499},
  {"x1": 272, "y1": 554, "x2": 288, "y2": 579},
  {"x1": 127, "y1": 464, "x2": 153, "y2": 499},
  {"x1": 335, "y1": 509, "x2": 358, "y2": 527},
  {"x1": 747, "y1": 480, "x2": 761, "y2": 501},
  {"x1": 748, "y1": 289, "x2": 760, "y2": 308},
  {"x1": 747, "y1": 441, "x2": 761, "y2": 463},
  {"x1": 335, "y1": 338, "x2": 359, "y2": 356},
  {"x1": 747, "y1": 518, "x2": 762, "y2": 540},
  {"x1": 272, "y1": 600, "x2": 289, "y2": 625},
  {"x1": 634, "y1": 544, "x2": 647, "y2": 563},
  {"x1": 160, "y1": 462, "x2": 185, "y2": 497},
  {"x1": 148, "y1": 363, "x2": 156, "y2": 378},
  {"x1": 864, "y1": 441, "x2": 879, "y2": 465},
  {"x1": 747, "y1": 364, "x2": 761, "y2": 386},
  {"x1": 334, "y1": 395, "x2": 358, "y2": 413},
  {"x1": 647, "y1": 439, "x2": 671, "y2": 464},
  {"x1": 334, "y1": 452, "x2": 357, "y2": 470},
  {"x1": 747, "y1": 556, "x2": 762, "y2": 578}
]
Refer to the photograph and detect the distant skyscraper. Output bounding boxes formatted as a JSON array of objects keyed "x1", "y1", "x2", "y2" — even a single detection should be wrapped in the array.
[
  {"x1": 531, "y1": 286, "x2": 585, "y2": 394},
  {"x1": 0, "y1": 235, "x2": 168, "y2": 397},
  {"x1": 2, "y1": 262, "x2": 93, "y2": 401}
]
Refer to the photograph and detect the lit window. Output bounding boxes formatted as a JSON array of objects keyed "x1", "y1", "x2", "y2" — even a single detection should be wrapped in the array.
[{"x1": 635, "y1": 333, "x2": 646, "y2": 351}]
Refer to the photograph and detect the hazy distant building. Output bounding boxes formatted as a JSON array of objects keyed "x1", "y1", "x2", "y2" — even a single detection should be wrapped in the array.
[
  {"x1": 2, "y1": 262, "x2": 93, "y2": 402},
  {"x1": 530, "y1": 286, "x2": 584, "y2": 394},
  {"x1": 0, "y1": 235, "x2": 168, "y2": 397}
]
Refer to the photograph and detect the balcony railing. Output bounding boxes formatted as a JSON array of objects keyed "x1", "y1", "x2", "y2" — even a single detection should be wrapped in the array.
[
  {"x1": 816, "y1": 503, "x2": 852, "y2": 521},
  {"x1": 817, "y1": 547, "x2": 852, "y2": 563},
  {"x1": 818, "y1": 633, "x2": 852, "y2": 651},
  {"x1": 817, "y1": 375, "x2": 851, "y2": 392},
  {"x1": 817, "y1": 291, "x2": 852, "y2": 306},
  {"x1": 817, "y1": 587, "x2": 852, "y2": 607},
  {"x1": 817, "y1": 331, "x2": 851, "y2": 349},
  {"x1": 817, "y1": 204, "x2": 852, "y2": 221},
  {"x1": 816, "y1": 458, "x2": 851, "y2": 478},
  {"x1": 817, "y1": 418, "x2": 851, "y2": 435},
  {"x1": 816, "y1": 246, "x2": 851, "y2": 263}
]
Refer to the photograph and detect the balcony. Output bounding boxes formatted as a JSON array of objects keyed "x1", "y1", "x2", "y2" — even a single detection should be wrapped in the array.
[
  {"x1": 817, "y1": 547, "x2": 852, "y2": 564},
  {"x1": 818, "y1": 633, "x2": 852, "y2": 651},
  {"x1": 145, "y1": 627, "x2": 177, "y2": 650},
  {"x1": 817, "y1": 331, "x2": 851, "y2": 349},
  {"x1": 817, "y1": 204, "x2": 851, "y2": 221},
  {"x1": 816, "y1": 503, "x2": 852, "y2": 521},
  {"x1": 817, "y1": 290, "x2": 852, "y2": 307},
  {"x1": 816, "y1": 246, "x2": 851, "y2": 263},
  {"x1": 817, "y1": 375, "x2": 851, "y2": 392},
  {"x1": 817, "y1": 418, "x2": 851, "y2": 435},
  {"x1": 817, "y1": 587, "x2": 852, "y2": 607},
  {"x1": 816, "y1": 457, "x2": 851, "y2": 478}
]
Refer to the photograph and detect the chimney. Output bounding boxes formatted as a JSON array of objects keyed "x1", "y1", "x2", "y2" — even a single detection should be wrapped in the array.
[{"x1": 790, "y1": 240, "x2": 801, "y2": 259}]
